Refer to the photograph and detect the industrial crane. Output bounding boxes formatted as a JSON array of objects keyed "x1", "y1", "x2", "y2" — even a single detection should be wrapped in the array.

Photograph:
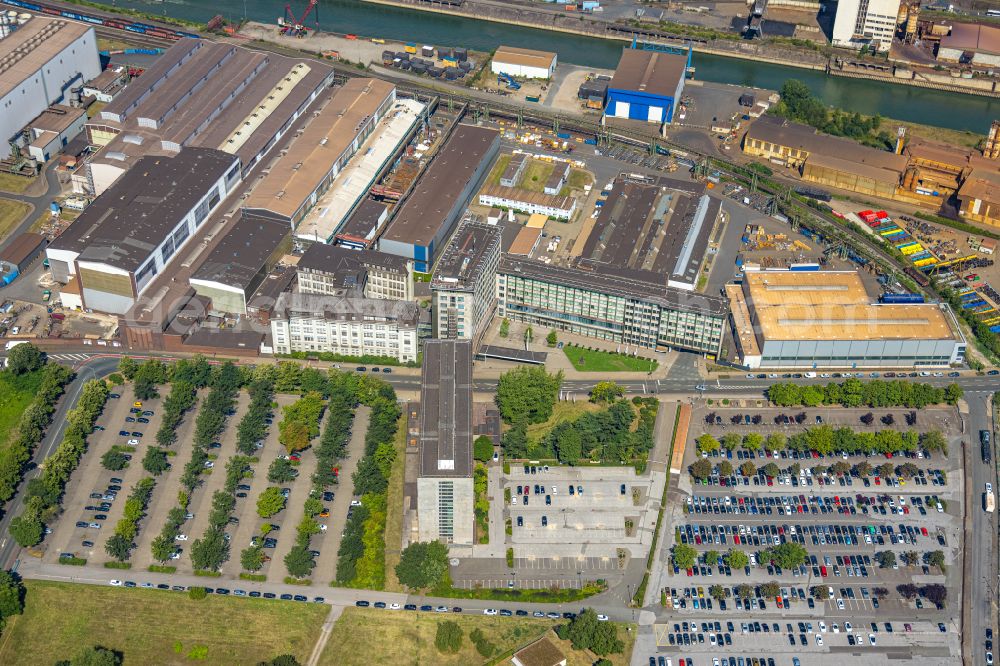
[{"x1": 279, "y1": 0, "x2": 318, "y2": 38}]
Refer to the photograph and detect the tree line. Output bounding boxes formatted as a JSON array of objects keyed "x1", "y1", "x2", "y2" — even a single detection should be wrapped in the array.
[
  {"x1": 0, "y1": 356, "x2": 73, "y2": 508},
  {"x1": 696, "y1": 426, "x2": 946, "y2": 457},
  {"x1": 10, "y1": 378, "x2": 109, "y2": 547},
  {"x1": 767, "y1": 379, "x2": 962, "y2": 408},
  {"x1": 105, "y1": 477, "x2": 155, "y2": 562}
]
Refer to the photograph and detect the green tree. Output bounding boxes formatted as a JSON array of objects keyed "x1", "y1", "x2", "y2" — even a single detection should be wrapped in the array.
[
  {"x1": 875, "y1": 550, "x2": 896, "y2": 568},
  {"x1": 117, "y1": 356, "x2": 138, "y2": 380},
  {"x1": 268, "y1": 458, "x2": 297, "y2": 483},
  {"x1": 190, "y1": 529, "x2": 229, "y2": 571},
  {"x1": 551, "y1": 422, "x2": 583, "y2": 465},
  {"x1": 811, "y1": 585, "x2": 830, "y2": 600},
  {"x1": 151, "y1": 535, "x2": 175, "y2": 563},
  {"x1": 766, "y1": 542, "x2": 808, "y2": 569},
  {"x1": 709, "y1": 584, "x2": 726, "y2": 600},
  {"x1": 257, "y1": 487, "x2": 287, "y2": 518},
  {"x1": 739, "y1": 461, "x2": 756, "y2": 477},
  {"x1": 142, "y1": 447, "x2": 169, "y2": 476},
  {"x1": 718, "y1": 460, "x2": 734, "y2": 477},
  {"x1": 434, "y1": 620, "x2": 463, "y2": 653},
  {"x1": 855, "y1": 460, "x2": 873, "y2": 477},
  {"x1": 499, "y1": 318, "x2": 510, "y2": 338},
  {"x1": 696, "y1": 434, "x2": 720, "y2": 454},
  {"x1": 759, "y1": 580, "x2": 781, "y2": 598},
  {"x1": 5, "y1": 343, "x2": 44, "y2": 375},
  {"x1": 495, "y1": 367, "x2": 562, "y2": 425},
  {"x1": 473, "y1": 435, "x2": 494, "y2": 463},
  {"x1": 704, "y1": 549, "x2": 720, "y2": 565},
  {"x1": 765, "y1": 432, "x2": 786, "y2": 452},
  {"x1": 546, "y1": 330, "x2": 558, "y2": 347},
  {"x1": 64, "y1": 646, "x2": 122, "y2": 666},
  {"x1": 501, "y1": 422, "x2": 528, "y2": 459},
  {"x1": 105, "y1": 534, "x2": 131, "y2": 562},
  {"x1": 735, "y1": 583, "x2": 754, "y2": 598},
  {"x1": 0, "y1": 570, "x2": 25, "y2": 620},
  {"x1": 944, "y1": 383, "x2": 963, "y2": 404},
  {"x1": 284, "y1": 545, "x2": 315, "y2": 578},
  {"x1": 395, "y1": 540, "x2": 450, "y2": 589},
  {"x1": 241, "y1": 545, "x2": 265, "y2": 572},
  {"x1": 9, "y1": 513, "x2": 43, "y2": 548},
  {"x1": 925, "y1": 550, "x2": 946, "y2": 570},
  {"x1": 877, "y1": 462, "x2": 895, "y2": 477},
  {"x1": 566, "y1": 608, "x2": 600, "y2": 650},
  {"x1": 671, "y1": 543, "x2": 697, "y2": 569},
  {"x1": 590, "y1": 381, "x2": 624, "y2": 403},
  {"x1": 761, "y1": 462, "x2": 780, "y2": 478},
  {"x1": 101, "y1": 450, "x2": 128, "y2": 471},
  {"x1": 590, "y1": 621, "x2": 624, "y2": 656},
  {"x1": 743, "y1": 432, "x2": 764, "y2": 451},
  {"x1": 689, "y1": 458, "x2": 712, "y2": 480},
  {"x1": 524, "y1": 326, "x2": 533, "y2": 344},
  {"x1": 725, "y1": 549, "x2": 749, "y2": 569},
  {"x1": 721, "y1": 433, "x2": 742, "y2": 451}
]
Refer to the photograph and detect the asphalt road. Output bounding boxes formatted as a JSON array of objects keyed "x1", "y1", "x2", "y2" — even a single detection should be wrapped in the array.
[
  {"x1": 0, "y1": 161, "x2": 62, "y2": 256},
  {"x1": 967, "y1": 393, "x2": 997, "y2": 666}
]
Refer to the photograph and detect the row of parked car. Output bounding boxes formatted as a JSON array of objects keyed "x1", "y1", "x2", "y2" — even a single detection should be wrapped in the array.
[{"x1": 107, "y1": 579, "x2": 324, "y2": 602}]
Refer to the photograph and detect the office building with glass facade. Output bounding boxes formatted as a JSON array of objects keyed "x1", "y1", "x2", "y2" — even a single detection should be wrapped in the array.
[{"x1": 497, "y1": 257, "x2": 727, "y2": 355}]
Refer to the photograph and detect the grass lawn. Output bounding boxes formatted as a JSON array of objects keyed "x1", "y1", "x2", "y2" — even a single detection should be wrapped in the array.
[
  {"x1": 486, "y1": 153, "x2": 513, "y2": 187},
  {"x1": 519, "y1": 159, "x2": 555, "y2": 193},
  {"x1": 0, "y1": 369, "x2": 44, "y2": 450},
  {"x1": 0, "y1": 199, "x2": 30, "y2": 240},
  {"x1": 566, "y1": 169, "x2": 593, "y2": 190},
  {"x1": 525, "y1": 400, "x2": 601, "y2": 443},
  {"x1": 564, "y1": 345, "x2": 658, "y2": 373},
  {"x1": 320, "y1": 608, "x2": 553, "y2": 666},
  {"x1": 0, "y1": 581, "x2": 328, "y2": 665},
  {"x1": 382, "y1": 412, "x2": 407, "y2": 592},
  {"x1": 0, "y1": 174, "x2": 36, "y2": 195}
]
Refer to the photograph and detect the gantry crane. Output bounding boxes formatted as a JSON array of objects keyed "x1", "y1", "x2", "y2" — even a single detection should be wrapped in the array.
[{"x1": 279, "y1": 0, "x2": 318, "y2": 38}]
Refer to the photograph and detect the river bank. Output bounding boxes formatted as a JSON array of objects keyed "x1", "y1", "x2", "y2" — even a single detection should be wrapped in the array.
[{"x1": 358, "y1": 0, "x2": 999, "y2": 98}]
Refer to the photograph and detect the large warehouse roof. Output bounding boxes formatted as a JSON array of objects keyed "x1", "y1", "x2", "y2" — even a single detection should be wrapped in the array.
[
  {"x1": 493, "y1": 45, "x2": 556, "y2": 69},
  {"x1": 0, "y1": 17, "x2": 90, "y2": 100},
  {"x1": 941, "y1": 22, "x2": 1000, "y2": 55},
  {"x1": 243, "y1": 78, "x2": 395, "y2": 221},
  {"x1": 49, "y1": 148, "x2": 236, "y2": 272},
  {"x1": 608, "y1": 49, "x2": 686, "y2": 97},
  {"x1": 189, "y1": 212, "x2": 289, "y2": 291},
  {"x1": 746, "y1": 115, "x2": 908, "y2": 174},
  {"x1": 382, "y1": 124, "x2": 499, "y2": 246},
  {"x1": 741, "y1": 270, "x2": 957, "y2": 341},
  {"x1": 419, "y1": 339, "x2": 473, "y2": 479}
]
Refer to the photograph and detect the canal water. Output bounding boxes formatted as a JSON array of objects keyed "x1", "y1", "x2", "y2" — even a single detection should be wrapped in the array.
[{"x1": 95, "y1": 0, "x2": 996, "y2": 132}]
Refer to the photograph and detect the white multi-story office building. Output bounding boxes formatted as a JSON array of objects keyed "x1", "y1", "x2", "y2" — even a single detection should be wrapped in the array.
[
  {"x1": 270, "y1": 292, "x2": 419, "y2": 362},
  {"x1": 430, "y1": 222, "x2": 502, "y2": 343},
  {"x1": 832, "y1": 0, "x2": 901, "y2": 50}
]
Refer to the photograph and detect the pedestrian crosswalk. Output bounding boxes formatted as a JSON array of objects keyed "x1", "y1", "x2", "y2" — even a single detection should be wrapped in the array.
[{"x1": 48, "y1": 353, "x2": 92, "y2": 362}]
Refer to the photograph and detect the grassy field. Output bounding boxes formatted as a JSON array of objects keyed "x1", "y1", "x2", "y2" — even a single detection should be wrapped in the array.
[
  {"x1": 0, "y1": 369, "x2": 44, "y2": 451},
  {"x1": 320, "y1": 608, "x2": 553, "y2": 665},
  {"x1": 0, "y1": 581, "x2": 328, "y2": 665},
  {"x1": 525, "y1": 400, "x2": 601, "y2": 443},
  {"x1": 551, "y1": 626, "x2": 636, "y2": 666},
  {"x1": 486, "y1": 154, "x2": 513, "y2": 186},
  {"x1": 567, "y1": 169, "x2": 593, "y2": 190},
  {"x1": 0, "y1": 199, "x2": 30, "y2": 240},
  {"x1": 382, "y1": 412, "x2": 408, "y2": 592},
  {"x1": 520, "y1": 159, "x2": 555, "y2": 193},
  {"x1": 889, "y1": 115, "x2": 983, "y2": 150},
  {"x1": 0, "y1": 173, "x2": 36, "y2": 195},
  {"x1": 564, "y1": 345, "x2": 658, "y2": 373}
]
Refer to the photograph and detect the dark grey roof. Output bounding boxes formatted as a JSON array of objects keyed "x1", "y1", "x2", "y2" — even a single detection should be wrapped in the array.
[
  {"x1": 101, "y1": 38, "x2": 204, "y2": 122},
  {"x1": 499, "y1": 255, "x2": 727, "y2": 317},
  {"x1": 581, "y1": 177, "x2": 717, "y2": 287},
  {"x1": 382, "y1": 124, "x2": 499, "y2": 246},
  {"x1": 273, "y1": 291, "x2": 419, "y2": 326},
  {"x1": 608, "y1": 49, "x2": 686, "y2": 97},
  {"x1": 431, "y1": 221, "x2": 501, "y2": 292},
  {"x1": 298, "y1": 243, "x2": 410, "y2": 277},
  {"x1": 336, "y1": 199, "x2": 388, "y2": 246},
  {"x1": 419, "y1": 339, "x2": 473, "y2": 479},
  {"x1": 184, "y1": 326, "x2": 263, "y2": 350},
  {"x1": 50, "y1": 148, "x2": 237, "y2": 273},
  {"x1": 190, "y1": 212, "x2": 289, "y2": 291}
]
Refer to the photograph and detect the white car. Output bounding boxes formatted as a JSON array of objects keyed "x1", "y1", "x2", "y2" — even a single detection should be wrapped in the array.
[
  {"x1": 350, "y1": 500, "x2": 362, "y2": 507},
  {"x1": 815, "y1": 634, "x2": 824, "y2": 647},
  {"x1": 832, "y1": 623, "x2": 840, "y2": 633},
  {"x1": 175, "y1": 534, "x2": 188, "y2": 541},
  {"x1": 204, "y1": 461, "x2": 214, "y2": 468},
  {"x1": 988, "y1": 483, "x2": 994, "y2": 494},
  {"x1": 319, "y1": 525, "x2": 328, "y2": 532},
  {"x1": 169, "y1": 551, "x2": 182, "y2": 560},
  {"x1": 869, "y1": 633, "x2": 876, "y2": 646},
  {"x1": 845, "y1": 622, "x2": 853, "y2": 632},
  {"x1": 483, "y1": 608, "x2": 498, "y2": 616},
  {"x1": 597, "y1": 614, "x2": 609, "y2": 621},
  {"x1": 109, "y1": 579, "x2": 123, "y2": 587},
  {"x1": 388, "y1": 603, "x2": 401, "y2": 610},
  {"x1": 819, "y1": 621, "x2": 826, "y2": 633},
  {"x1": 127, "y1": 439, "x2": 139, "y2": 446}
]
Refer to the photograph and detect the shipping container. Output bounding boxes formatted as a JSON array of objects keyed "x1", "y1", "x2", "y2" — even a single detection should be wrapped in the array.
[
  {"x1": 879, "y1": 293, "x2": 926, "y2": 304},
  {"x1": 404, "y1": 42, "x2": 417, "y2": 54},
  {"x1": 526, "y1": 95, "x2": 540, "y2": 102},
  {"x1": 584, "y1": 138, "x2": 597, "y2": 145}
]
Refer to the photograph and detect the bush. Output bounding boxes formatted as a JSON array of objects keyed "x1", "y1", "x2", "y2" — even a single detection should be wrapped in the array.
[
  {"x1": 101, "y1": 450, "x2": 129, "y2": 471},
  {"x1": 495, "y1": 367, "x2": 562, "y2": 425},
  {"x1": 473, "y1": 435, "x2": 493, "y2": 463},
  {"x1": 434, "y1": 620, "x2": 463, "y2": 654},
  {"x1": 188, "y1": 586, "x2": 207, "y2": 600}
]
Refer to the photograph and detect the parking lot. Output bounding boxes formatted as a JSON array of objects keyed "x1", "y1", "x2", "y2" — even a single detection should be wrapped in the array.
[
  {"x1": 44, "y1": 382, "x2": 369, "y2": 586},
  {"x1": 649, "y1": 402, "x2": 964, "y2": 662}
]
